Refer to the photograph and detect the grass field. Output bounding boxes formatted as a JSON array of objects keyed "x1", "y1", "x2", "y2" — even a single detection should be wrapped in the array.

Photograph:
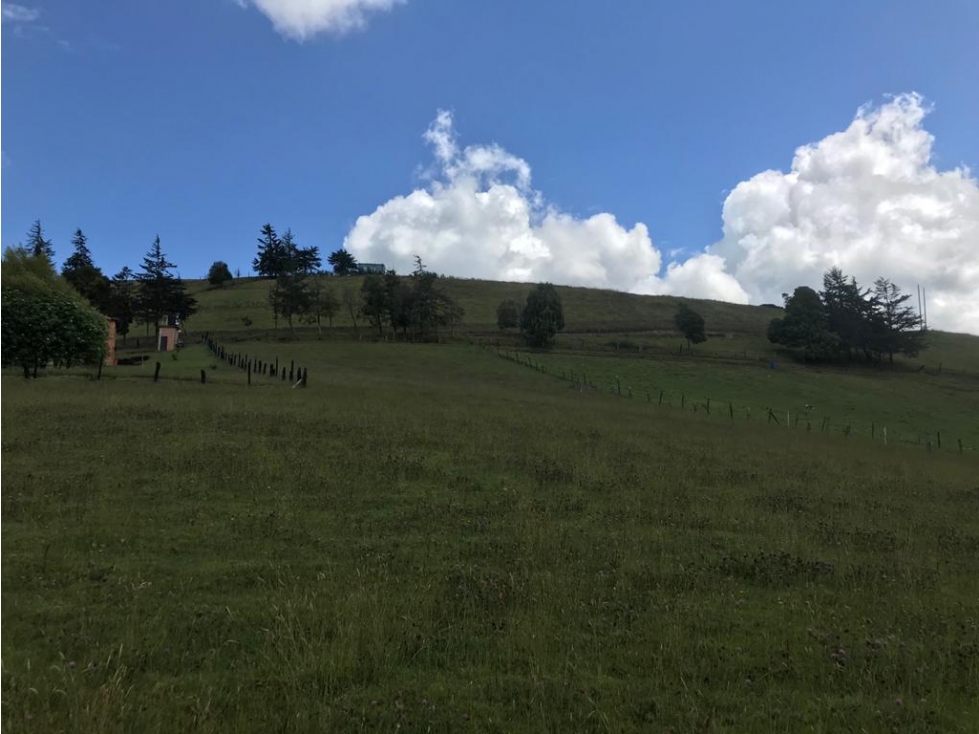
[
  {"x1": 3, "y1": 338, "x2": 979, "y2": 732},
  {"x1": 184, "y1": 276, "x2": 780, "y2": 337}
]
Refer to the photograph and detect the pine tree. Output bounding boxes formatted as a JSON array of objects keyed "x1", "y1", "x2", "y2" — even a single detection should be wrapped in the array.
[
  {"x1": 821, "y1": 268, "x2": 872, "y2": 360},
  {"x1": 253, "y1": 224, "x2": 286, "y2": 278},
  {"x1": 870, "y1": 278, "x2": 926, "y2": 363},
  {"x1": 63, "y1": 229, "x2": 93, "y2": 270},
  {"x1": 327, "y1": 248, "x2": 358, "y2": 275},
  {"x1": 268, "y1": 229, "x2": 312, "y2": 331},
  {"x1": 62, "y1": 229, "x2": 110, "y2": 311},
  {"x1": 109, "y1": 267, "x2": 138, "y2": 343},
  {"x1": 136, "y1": 236, "x2": 196, "y2": 333},
  {"x1": 26, "y1": 220, "x2": 56, "y2": 264}
]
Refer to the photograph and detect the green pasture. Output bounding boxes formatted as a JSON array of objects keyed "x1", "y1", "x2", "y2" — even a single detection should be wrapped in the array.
[
  {"x1": 513, "y1": 348, "x2": 979, "y2": 449},
  {"x1": 3, "y1": 341, "x2": 978, "y2": 732}
]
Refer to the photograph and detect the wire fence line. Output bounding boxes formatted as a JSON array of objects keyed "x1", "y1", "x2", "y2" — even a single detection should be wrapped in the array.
[{"x1": 493, "y1": 348, "x2": 973, "y2": 456}]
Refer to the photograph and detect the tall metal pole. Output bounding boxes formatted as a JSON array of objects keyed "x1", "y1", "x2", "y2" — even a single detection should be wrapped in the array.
[{"x1": 917, "y1": 284, "x2": 922, "y2": 329}]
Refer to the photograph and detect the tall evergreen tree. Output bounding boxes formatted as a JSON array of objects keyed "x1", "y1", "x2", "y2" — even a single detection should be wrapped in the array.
[
  {"x1": 821, "y1": 268, "x2": 872, "y2": 360},
  {"x1": 253, "y1": 224, "x2": 286, "y2": 278},
  {"x1": 62, "y1": 229, "x2": 93, "y2": 270},
  {"x1": 109, "y1": 266, "x2": 137, "y2": 343},
  {"x1": 294, "y1": 245, "x2": 322, "y2": 274},
  {"x1": 267, "y1": 229, "x2": 313, "y2": 331},
  {"x1": 870, "y1": 278, "x2": 926, "y2": 363},
  {"x1": 136, "y1": 236, "x2": 196, "y2": 333},
  {"x1": 328, "y1": 248, "x2": 358, "y2": 275},
  {"x1": 62, "y1": 229, "x2": 110, "y2": 311},
  {"x1": 26, "y1": 220, "x2": 55, "y2": 264}
]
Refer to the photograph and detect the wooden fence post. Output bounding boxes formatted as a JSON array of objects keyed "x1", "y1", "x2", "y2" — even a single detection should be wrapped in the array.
[
  {"x1": 729, "y1": 402, "x2": 733, "y2": 420},
  {"x1": 937, "y1": 431, "x2": 942, "y2": 449},
  {"x1": 201, "y1": 369, "x2": 206, "y2": 385},
  {"x1": 247, "y1": 361, "x2": 252, "y2": 386},
  {"x1": 153, "y1": 361, "x2": 161, "y2": 382},
  {"x1": 97, "y1": 360, "x2": 103, "y2": 381}
]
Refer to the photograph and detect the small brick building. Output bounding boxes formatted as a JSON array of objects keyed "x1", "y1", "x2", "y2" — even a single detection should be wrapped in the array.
[{"x1": 157, "y1": 325, "x2": 179, "y2": 352}]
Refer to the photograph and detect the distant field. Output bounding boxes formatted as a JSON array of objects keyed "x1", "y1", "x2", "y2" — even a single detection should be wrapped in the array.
[
  {"x1": 183, "y1": 276, "x2": 979, "y2": 379},
  {"x1": 3, "y1": 341, "x2": 978, "y2": 732},
  {"x1": 185, "y1": 275, "x2": 779, "y2": 336}
]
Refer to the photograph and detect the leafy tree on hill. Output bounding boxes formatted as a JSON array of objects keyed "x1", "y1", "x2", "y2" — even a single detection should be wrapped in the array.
[
  {"x1": 2, "y1": 247, "x2": 107, "y2": 378},
  {"x1": 770, "y1": 269, "x2": 927, "y2": 364},
  {"x1": 520, "y1": 283, "x2": 565, "y2": 348},
  {"x1": 496, "y1": 299, "x2": 520, "y2": 330},
  {"x1": 384, "y1": 270, "x2": 412, "y2": 334},
  {"x1": 408, "y1": 261, "x2": 461, "y2": 339},
  {"x1": 302, "y1": 277, "x2": 339, "y2": 332},
  {"x1": 767, "y1": 286, "x2": 840, "y2": 360},
  {"x1": 360, "y1": 274, "x2": 387, "y2": 335},
  {"x1": 328, "y1": 248, "x2": 358, "y2": 275},
  {"x1": 62, "y1": 229, "x2": 111, "y2": 311},
  {"x1": 207, "y1": 261, "x2": 234, "y2": 288},
  {"x1": 269, "y1": 271, "x2": 311, "y2": 332},
  {"x1": 343, "y1": 287, "x2": 362, "y2": 335},
  {"x1": 26, "y1": 219, "x2": 55, "y2": 264},
  {"x1": 267, "y1": 229, "x2": 316, "y2": 331},
  {"x1": 674, "y1": 303, "x2": 707, "y2": 347}
]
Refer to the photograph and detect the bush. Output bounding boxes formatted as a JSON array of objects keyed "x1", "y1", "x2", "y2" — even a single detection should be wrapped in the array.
[
  {"x1": 520, "y1": 283, "x2": 565, "y2": 348},
  {"x1": 2, "y1": 248, "x2": 107, "y2": 377},
  {"x1": 208, "y1": 261, "x2": 233, "y2": 288},
  {"x1": 496, "y1": 299, "x2": 520, "y2": 330}
]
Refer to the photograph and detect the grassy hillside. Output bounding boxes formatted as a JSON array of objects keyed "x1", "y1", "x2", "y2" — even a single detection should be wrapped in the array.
[
  {"x1": 185, "y1": 276, "x2": 778, "y2": 336},
  {"x1": 3, "y1": 343, "x2": 979, "y2": 732},
  {"x1": 182, "y1": 276, "x2": 979, "y2": 376},
  {"x1": 4, "y1": 277, "x2": 978, "y2": 732}
]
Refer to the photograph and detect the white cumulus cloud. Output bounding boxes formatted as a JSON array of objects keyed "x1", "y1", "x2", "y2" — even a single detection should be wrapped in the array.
[
  {"x1": 344, "y1": 97, "x2": 978, "y2": 334},
  {"x1": 2, "y1": 3, "x2": 40, "y2": 23},
  {"x1": 239, "y1": 0, "x2": 403, "y2": 40},
  {"x1": 712, "y1": 93, "x2": 979, "y2": 333},
  {"x1": 346, "y1": 110, "x2": 739, "y2": 298}
]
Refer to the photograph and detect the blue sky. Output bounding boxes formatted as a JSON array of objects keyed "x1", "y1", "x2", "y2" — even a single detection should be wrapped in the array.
[{"x1": 3, "y1": 0, "x2": 978, "y2": 331}]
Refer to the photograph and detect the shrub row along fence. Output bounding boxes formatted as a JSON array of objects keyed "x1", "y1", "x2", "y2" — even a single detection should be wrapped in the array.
[
  {"x1": 495, "y1": 349, "x2": 972, "y2": 455},
  {"x1": 202, "y1": 333, "x2": 308, "y2": 388}
]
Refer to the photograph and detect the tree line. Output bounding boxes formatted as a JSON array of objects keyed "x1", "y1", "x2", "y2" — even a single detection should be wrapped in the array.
[
  {"x1": 768, "y1": 268, "x2": 925, "y2": 363},
  {"x1": 17, "y1": 219, "x2": 197, "y2": 340},
  {"x1": 2, "y1": 220, "x2": 198, "y2": 376},
  {"x1": 358, "y1": 257, "x2": 463, "y2": 339}
]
